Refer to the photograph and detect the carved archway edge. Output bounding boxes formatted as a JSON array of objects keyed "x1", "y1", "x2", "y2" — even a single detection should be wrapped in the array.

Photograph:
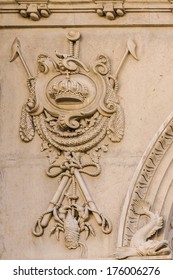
[{"x1": 117, "y1": 110, "x2": 173, "y2": 259}]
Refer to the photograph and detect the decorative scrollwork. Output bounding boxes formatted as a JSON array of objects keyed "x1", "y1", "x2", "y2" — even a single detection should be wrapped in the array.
[{"x1": 93, "y1": 54, "x2": 110, "y2": 76}]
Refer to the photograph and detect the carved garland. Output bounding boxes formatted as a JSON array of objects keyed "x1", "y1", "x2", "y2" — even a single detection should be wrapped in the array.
[{"x1": 10, "y1": 31, "x2": 138, "y2": 255}]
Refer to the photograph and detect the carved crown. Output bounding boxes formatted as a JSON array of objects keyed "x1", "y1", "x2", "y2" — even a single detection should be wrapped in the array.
[{"x1": 49, "y1": 78, "x2": 89, "y2": 104}]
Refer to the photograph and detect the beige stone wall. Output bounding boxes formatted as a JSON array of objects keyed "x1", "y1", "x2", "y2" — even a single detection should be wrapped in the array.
[{"x1": 0, "y1": 1, "x2": 173, "y2": 259}]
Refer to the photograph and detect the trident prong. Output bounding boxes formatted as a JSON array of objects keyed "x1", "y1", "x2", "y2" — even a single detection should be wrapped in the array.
[
  {"x1": 10, "y1": 38, "x2": 33, "y2": 79},
  {"x1": 115, "y1": 39, "x2": 138, "y2": 79}
]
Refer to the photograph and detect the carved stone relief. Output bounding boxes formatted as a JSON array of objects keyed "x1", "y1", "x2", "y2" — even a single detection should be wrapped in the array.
[
  {"x1": 16, "y1": 0, "x2": 50, "y2": 20},
  {"x1": 115, "y1": 200, "x2": 171, "y2": 259},
  {"x1": 0, "y1": 1, "x2": 172, "y2": 21},
  {"x1": 2, "y1": 0, "x2": 173, "y2": 261},
  {"x1": 116, "y1": 111, "x2": 173, "y2": 259},
  {"x1": 15, "y1": 0, "x2": 125, "y2": 21},
  {"x1": 165, "y1": 203, "x2": 173, "y2": 255},
  {"x1": 96, "y1": 2, "x2": 125, "y2": 21},
  {"x1": 10, "y1": 31, "x2": 138, "y2": 255}
]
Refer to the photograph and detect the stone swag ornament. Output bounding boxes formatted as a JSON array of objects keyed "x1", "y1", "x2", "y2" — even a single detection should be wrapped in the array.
[{"x1": 10, "y1": 31, "x2": 138, "y2": 256}]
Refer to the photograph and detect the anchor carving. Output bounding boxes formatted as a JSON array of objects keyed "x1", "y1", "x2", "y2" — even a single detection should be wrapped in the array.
[{"x1": 10, "y1": 31, "x2": 138, "y2": 255}]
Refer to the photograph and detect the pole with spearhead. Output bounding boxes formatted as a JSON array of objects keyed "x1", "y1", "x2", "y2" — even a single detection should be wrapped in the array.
[
  {"x1": 115, "y1": 39, "x2": 138, "y2": 79},
  {"x1": 10, "y1": 38, "x2": 33, "y2": 79}
]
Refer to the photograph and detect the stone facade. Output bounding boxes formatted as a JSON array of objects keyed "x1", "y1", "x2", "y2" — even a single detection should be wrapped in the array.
[{"x1": 0, "y1": 0, "x2": 173, "y2": 259}]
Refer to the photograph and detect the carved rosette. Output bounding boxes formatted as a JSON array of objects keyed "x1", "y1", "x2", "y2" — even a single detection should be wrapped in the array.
[{"x1": 11, "y1": 31, "x2": 137, "y2": 255}]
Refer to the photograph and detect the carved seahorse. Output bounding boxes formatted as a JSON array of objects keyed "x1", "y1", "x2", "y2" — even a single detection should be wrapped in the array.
[
  {"x1": 115, "y1": 200, "x2": 171, "y2": 259},
  {"x1": 130, "y1": 200, "x2": 163, "y2": 247}
]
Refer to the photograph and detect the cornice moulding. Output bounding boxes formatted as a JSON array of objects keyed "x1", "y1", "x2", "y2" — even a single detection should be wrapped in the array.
[
  {"x1": 0, "y1": 1, "x2": 173, "y2": 22},
  {"x1": 0, "y1": 1, "x2": 172, "y2": 11},
  {"x1": 0, "y1": 1, "x2": 172, "y2": 10}
]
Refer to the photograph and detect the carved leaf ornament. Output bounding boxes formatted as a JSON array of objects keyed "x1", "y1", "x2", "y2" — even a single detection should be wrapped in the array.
[{"x1": 10, "y1": 31, "x2": 138, "y2": 255}]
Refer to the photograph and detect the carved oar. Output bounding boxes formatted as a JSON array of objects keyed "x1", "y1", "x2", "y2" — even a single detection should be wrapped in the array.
[
  {"x1": 74, "y1": 169, "x2": 112, "y2": 233},
  {"x1": 33, "y1": 176, "x2": 71, "y2": 236},
  {"x1": 41, "y1": 176, "x2": 71, "y2": 227},
  {"x1": 74, "y1": 168, "x2": 102, "y2": 225},
  {"x1": 115, "y1": 39, "x2": 138, "y2": 78},
  {"x1": 10, "y1": 38, "x2": 33, "y2": 78}
]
